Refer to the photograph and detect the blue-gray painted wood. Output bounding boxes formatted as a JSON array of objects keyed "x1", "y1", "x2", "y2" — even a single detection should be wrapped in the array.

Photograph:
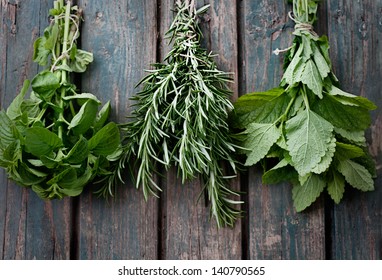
[{"x1": 0, "y1": 0, "x2": 380, "y2": 260}]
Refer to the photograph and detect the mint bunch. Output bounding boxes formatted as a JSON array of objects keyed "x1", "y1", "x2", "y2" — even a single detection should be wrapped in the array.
[
  {"x1": 232, "y1": 0, "x2": 376, "y2": 211},
  {"x1": 0, "y1": 0, "x2": 120, "y2": 199}
]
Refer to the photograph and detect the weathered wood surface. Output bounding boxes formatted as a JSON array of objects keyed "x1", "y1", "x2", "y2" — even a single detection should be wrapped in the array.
[
  {"x1": 0, "y1": 0, "x2": 381, "y2": 260},
  {"x1": 0, "y1": 0, "x2": 73, "y2": 260}
]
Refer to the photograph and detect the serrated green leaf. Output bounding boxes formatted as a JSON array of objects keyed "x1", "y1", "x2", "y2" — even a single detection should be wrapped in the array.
[
  {"x1": 24, "y1": 127, "x2": 63, "y2": 157},
  {"x1": 65, "y1": 136, "x2": 89, "y2": 164},
  {"x1": 337, "y1": 159, "x2": 374, "y2": 191},
  {"x1": 300, "y1": 59, "x2": 323, "y2": 98},
  {"x1": 7, "y1": 80, "x2": 30, "y2": 120},
  {"x1": 3, "y1": 140, "x2": 22, "y2": 163},
  {"x1": 301, "y1": 35, "x2": 314, "y2": 60},
  {"x1": 335, "y1": 142, "x2": 365, "y2": 160},
  {"x1": 68, "y1": 99, "x2": 99, "y2": 135},
  {"x1": 0, "y1": 111, "x2": 18, "y2": 149},
  {"x1": 232, "y1": 88, "x2": 289, "y2": 128},
  {"x1": 31, "y1": 71, "x2": 60, "y2": 99},
  {"x1": 334, "y1": 127, "x2": 366, "y2": 146},
  {"x1": 243, "y1": 123, "x2": 281, "y2": 166},
  {"x1": 292, "y1": 174, "x2": 325, "y2": 212},
  {"x1": 88, "y1": 122, "x2": 120, "y2": 156},
  {"x1": 286, "y1": 109, "x2": 334, "y2": 176},
  {"x1": 329, "y1": 86, "x2": 377, "y2": 110},
  {"x1": 311, "y1": 136, "x2": 336, "y2": 174},
  {"x1": 312, "y1": 94, "x2": 371, "y2": 131},
  {"x1": 327, "y1": 170, "x2": 345, "y2": 204},
  {"x1": 312, "y1": 43, "x2": 330, "y2": 79},
  {"x1": 282, "y1": 45, "x2": 303, "y2": 85}
]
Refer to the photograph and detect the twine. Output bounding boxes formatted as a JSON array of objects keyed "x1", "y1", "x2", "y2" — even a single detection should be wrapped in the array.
[{"x1": 273, "y1": 12, "x2": 318, "y2": 56}]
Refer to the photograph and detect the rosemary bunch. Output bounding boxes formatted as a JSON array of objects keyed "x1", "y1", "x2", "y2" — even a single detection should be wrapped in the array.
[{"x1": 101, "y1": 0, "x2": 242, "y2": 227}]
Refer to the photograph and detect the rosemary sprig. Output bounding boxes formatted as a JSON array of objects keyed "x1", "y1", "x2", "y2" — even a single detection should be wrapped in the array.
[{"x1": 101, "y1": 0, "x2": 242, "y2": 227}]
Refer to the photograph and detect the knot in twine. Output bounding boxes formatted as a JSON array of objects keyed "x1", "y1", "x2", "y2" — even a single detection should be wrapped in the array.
[{"x1": 273, "y1": 12, "x2": 318, "y2": 56}]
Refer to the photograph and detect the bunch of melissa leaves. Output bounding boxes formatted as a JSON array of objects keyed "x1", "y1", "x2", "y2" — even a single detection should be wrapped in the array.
[
  {"x1": 0, "y1": 0, "x2": 120, "y2": 199},
  {"x1": 100, "y1": 0, "x2": 242, "y2": 227},
  {"x1": 231, "y1": 0, "x2": 376, "y2": 211}
]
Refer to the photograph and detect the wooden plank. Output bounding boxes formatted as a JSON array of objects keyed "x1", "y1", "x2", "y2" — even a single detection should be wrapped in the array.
[
  {"x1": 0, "y1": 0, "x2": 72, "y2": 260},
  {"x1": 327, "y1": 0, "x2": 382, "y2": 259},
  {"x1": 76, "y1": 0, "x2": 159, "y2": 259},
  {"x1": 240, "y1": 0, "x2": 326, "y2": 259},
  {"x1": 161, "y1": 0, "x2": 242, "y2": 260}
]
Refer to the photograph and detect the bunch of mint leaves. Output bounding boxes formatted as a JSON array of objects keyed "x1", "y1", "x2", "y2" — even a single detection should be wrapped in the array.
[
  {"x1": 0, "y1": 0, "x2": 120, "y2": 199},
  {"x1": 231, "y1": 0, "x2": 376, "y2": 211}
]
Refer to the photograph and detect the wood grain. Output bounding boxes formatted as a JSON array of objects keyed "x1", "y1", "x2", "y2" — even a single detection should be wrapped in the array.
[
  {"x1": 327, "y1": 0, "x2": 382, "y2": 260},
  {"x1": 76, "y1": 0, "x2": 159, "y2": 259},
  {"x1": 0, "y1": 0, "x2": 72, "y2": 260},
  {"x1": 240, "y1": 0, "x2": 326, "y2": 259},
  {"x1": 0, "y1": 0, "x2": 381, "y2": 260}
]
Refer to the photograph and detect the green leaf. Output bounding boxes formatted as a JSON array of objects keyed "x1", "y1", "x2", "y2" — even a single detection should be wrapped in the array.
[
  {"x1": 7, "y1": 80, "x2": 30, "y2": 120},
  {"x1": 312, "y1": 94, "x2": 371, "y2": 131},
  {"x1": 60, "y1": 166, "x2": 93, "y2": 196},
  {"x1": 24, "y1": 127, "x2": 63, "y2": 157},
  {"x1": 286, "y1": 109, "x2": 334, "y2": 176},
  {"x1": 40, "y1": 155, "x2": 60, "y2": 169},
  {"x1": 292, "y1": 174, "x2": 325, "y2": 212},
  {"x1": 334, "y1": 127, "x2": 366, "y2": 146},
  {"x1": 47, "y1": 168, "x2": 76, "y2": 186},
  {"x1": 262, "y1": 159, "x2": 298, "y2": 185},
  {"x1": 311, "y1": 136, "x2": 336, "y2": 174},
  {"x1": 94, "y1": 101, "x2": 111, "y2": 132},
  {"x1": 65, "y1": 136, "x2": 89, "y2": 164},
  {"x1": 33, "y1": 36, "x2": 50, "y2": 66},
  {"x1": 31, "y1": 71, "x2": 60, "y2": 99},
  {"x1": 329, "y1": 86, "x2": 377, "y2": 110},
  {"x1": 243, "y1": 123, "x2": 281, "y2": 166},
  {"x1": 0, "y1": 111, "x2": 19, "y2": 149},
  {"x1": 282, "y1": 45, "x2": 303, "y2": 85},
  {"x1": 335, "y1": 142, "x2": 365, "y2": 160},
  {"x1": 312, "y1": 43, "x2": 330, "y2": 79},
  {"x1": 88, "y1": 122, "x2": 120, "y2": 156},
  {"x1": 327, "y1": 170, "x2": 345, "y2": 204},
  {"x1": 3, "y1": 140, "x2": 22, "y2": 163},
  {"x1": 232, "y1": 88, "x2": 290, "y2": 128},
  {"x1": 300, "y1": 59, "x2": 323, "y2": 98},
  {"x1": 69, "y1": 49, "x2": 93, "y2": 73},
  {"x1": 337, "y1": 159, "x2": 374, "y2": 191},
  {"x1": 68, "y1": 99, "x2": 99, "y2": 135},
  {"x1": 44, "y1": 23, "x2": 59, "y2": 51},
  {"x1": 16, "y1": 163, "x2": 46, "y2": 185}
]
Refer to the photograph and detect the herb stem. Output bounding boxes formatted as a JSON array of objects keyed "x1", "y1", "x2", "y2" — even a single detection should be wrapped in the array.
[{"x1": 57, "y1": 1, "x2": 71, "y2": 140}]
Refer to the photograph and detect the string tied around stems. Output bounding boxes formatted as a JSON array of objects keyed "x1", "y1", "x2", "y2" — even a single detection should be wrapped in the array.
[{"x1": 273, "y1": 11, "x2": 318, "y2": 56}]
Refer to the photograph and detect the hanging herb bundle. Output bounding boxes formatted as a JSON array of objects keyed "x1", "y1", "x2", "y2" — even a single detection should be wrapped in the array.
[
  {"x1": 231, "y1": 0, "x2": 376, "y2": 211},
  {"x1": 0, "y1": 0, "x2": 120, "y2": 199},
  {"x1": 100, "y1": 0, "x2": 241, "y2": 227}
]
